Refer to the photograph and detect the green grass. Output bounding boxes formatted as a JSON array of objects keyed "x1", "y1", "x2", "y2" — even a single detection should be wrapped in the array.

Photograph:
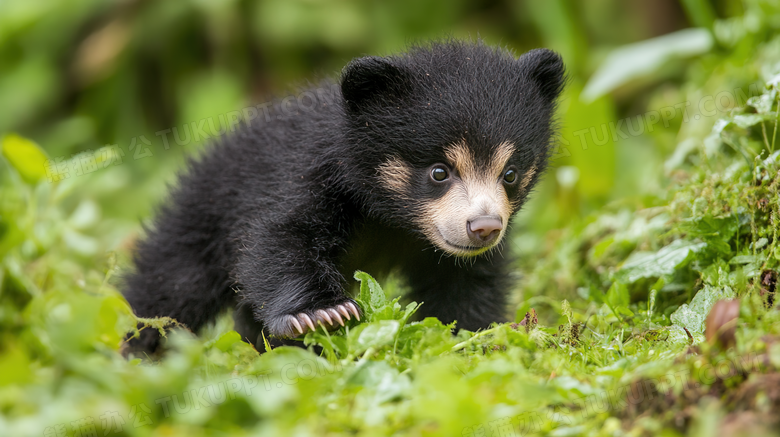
[
  {"x1": 2, "y1": 88, "x2": 780, "y2": 436},
  {"x1": 4, "y1": 2, "x2": 780, "y2": 436}
]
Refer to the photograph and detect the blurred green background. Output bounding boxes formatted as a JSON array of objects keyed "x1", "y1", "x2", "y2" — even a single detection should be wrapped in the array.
[
  {"x1": 5, "y1": 2, "x2": 780, "y2": 435},
  {"x1": 0, "y1": 0, "x2": 729, "y2": 238},
  {"x1": 3, "y1": 0, "x2": 773, "y2": 325}
]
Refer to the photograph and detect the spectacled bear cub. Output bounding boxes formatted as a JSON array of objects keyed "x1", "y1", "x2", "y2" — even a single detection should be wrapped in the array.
[{"x1": 122, "y1": 40, "x2": 565, "y2": 355}]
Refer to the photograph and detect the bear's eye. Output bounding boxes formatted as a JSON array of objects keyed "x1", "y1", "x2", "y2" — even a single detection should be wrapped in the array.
[
  {"x1": 430, "y1": 165, "x2": 449, "y2": 182},
  {"x1": 503, "y1": 168, "x2": 517, "y2": 184}
]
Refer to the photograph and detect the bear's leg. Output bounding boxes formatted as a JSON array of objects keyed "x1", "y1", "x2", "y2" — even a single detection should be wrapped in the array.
[
  {"x1": 232, "y1": 303, "x2": 266, "y2": 349},
  {"x1": 122, "y1": 226, "x2": 234, "y2": 356},
  {"x1": 405, "y1": 250, "x2": 512, "y2": 332},
  {"x1": 234, "y1": 208, "x2": 361, "y2": 339}
]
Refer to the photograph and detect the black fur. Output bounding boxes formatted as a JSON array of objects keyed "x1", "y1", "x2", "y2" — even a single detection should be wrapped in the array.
[{"x1": 121, "y1": 40, "x2": 565, "y2": 355}]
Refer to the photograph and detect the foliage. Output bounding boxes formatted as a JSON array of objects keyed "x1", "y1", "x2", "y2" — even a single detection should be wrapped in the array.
[{"x1": 3, "y1": 1, "x2": 780, "y2": 436}]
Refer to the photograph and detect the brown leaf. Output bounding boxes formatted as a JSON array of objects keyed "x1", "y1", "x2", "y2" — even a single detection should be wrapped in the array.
[
  {"x1": 517, "y1": 308, "x2": 538, "y2": 333},
  {"x1": 705, "y1": 299, "x2": 740, "y2": 348}
]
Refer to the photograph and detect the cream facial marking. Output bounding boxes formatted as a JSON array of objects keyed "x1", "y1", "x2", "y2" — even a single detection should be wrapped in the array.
[
  {"x1": 505, "y1": 164, "x2": 537, "y2": 210},
  {"x1": 489, "y1": 141, "x2": 516, "y2": 181},
  {"x1": 421, "y1": 140, "x2": 519, "y2": 257},
  {"x1": 518, "y1": 165, "x2": 537, "y2": 191},
  {"x1": 377, "y1": 156, "x2": 413, "y2": 197}
]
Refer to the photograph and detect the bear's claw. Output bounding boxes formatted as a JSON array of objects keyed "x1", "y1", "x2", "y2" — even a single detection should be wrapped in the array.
[{"x1": 285, "y1": 302, "x2": 361, "y2": 336}]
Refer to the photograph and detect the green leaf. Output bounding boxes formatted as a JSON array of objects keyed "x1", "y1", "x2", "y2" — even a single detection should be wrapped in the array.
[
  {"x1": 616, "y1": 240, "x2": 707, "y2": 283},
  {"x1": 355, "y1": 320, "x2": 400, "y2": 352},
  {"x1": 683, "y1": 216, "x2": 737, "y2": 256},
  {"x1": 615, "y1": 306, "x2": 635, "y2": 318},
  {"x1": 354, "y1": 270, "x2": 387, "y2": 316},
  {"x1": 604, "y1": 281, "x2": 633, "y2": 320},
  {"x1": 729, "y1": 254, "x2": 761, "y2": 265},
  {"x1": 582, "y1": 28, "x2": 713, "y2": 102},
  {"x1": 731, "y1": 114, "x2": 766, "y2": 129},
  {"x1": 747, "y1": 92, "x2": 776, "y2": 114},
  {"x1": 211, "y1": 331, "x2": 242, "y2": 352},
  {"x1": 606, "y1": 281, "x2": 630, "y2": 309},
  {"x1": 1, "y1": 133, "x2": 49, "y2": 185},
  {"x1": 685, "y1": 216, "x2": 738, "y2": 239},
  {"x1": 670, "y1": 285, "x2": 736, "y2": 335},
  {"x1": 348, "y1": 361, "x2": 411, "y2": 404},
  {"x1": 665, "y1": 325, "x2": 704, "y2": 346}
]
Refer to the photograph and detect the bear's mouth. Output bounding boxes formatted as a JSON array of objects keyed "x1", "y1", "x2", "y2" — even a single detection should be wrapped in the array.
[
  {"x1": 444, "y1": 239, "x2": 479, "y2": 251},
  {"x1": 437, "y1": 229, "x2": 493, "y2": 256}
]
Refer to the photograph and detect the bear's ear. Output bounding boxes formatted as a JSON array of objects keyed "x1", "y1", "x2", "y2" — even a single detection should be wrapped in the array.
[
  {"x1": 341, "y1": 56, "x2": 410, "y2": 110},
  {"x1": 520, "y1": 49, "x2": 566, "y2": 101}
]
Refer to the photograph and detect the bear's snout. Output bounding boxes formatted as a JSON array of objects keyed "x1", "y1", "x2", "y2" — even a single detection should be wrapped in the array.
[{"x1": 467, "y1": 215, "x2": 503, "y2": 245}]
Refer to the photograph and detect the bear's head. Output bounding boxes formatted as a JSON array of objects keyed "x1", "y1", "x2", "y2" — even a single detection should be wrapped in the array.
[{"x1": 340, "y1": 41, "x2": 565, "y2": 257}]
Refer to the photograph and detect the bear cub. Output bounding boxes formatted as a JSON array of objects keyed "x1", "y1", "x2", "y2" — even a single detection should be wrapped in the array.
[{"x1": 122, "y1": 40, "x2": 565, "y2": 355}]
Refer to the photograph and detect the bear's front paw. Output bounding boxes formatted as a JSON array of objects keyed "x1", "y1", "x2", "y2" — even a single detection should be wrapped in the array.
[{"x1": 280, "y1": 301, "x2": 361, "y2": 337}]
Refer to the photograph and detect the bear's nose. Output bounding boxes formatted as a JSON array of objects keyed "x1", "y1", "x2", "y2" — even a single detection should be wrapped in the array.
[{"x1": 467, "y1": 216, "x2": 503, "y2": 245}]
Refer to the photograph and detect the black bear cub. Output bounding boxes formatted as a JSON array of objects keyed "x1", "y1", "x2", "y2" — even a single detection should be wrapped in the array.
[{"x1": 122, "y1": 40, "x2": 565, "y2": 355}]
